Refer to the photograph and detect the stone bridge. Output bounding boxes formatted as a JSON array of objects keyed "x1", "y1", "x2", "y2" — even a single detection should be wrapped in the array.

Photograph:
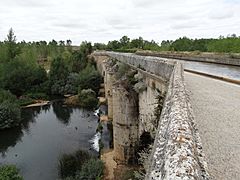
[{"x1": 93, "y1": 51, "x2": 240, "y2": 180}]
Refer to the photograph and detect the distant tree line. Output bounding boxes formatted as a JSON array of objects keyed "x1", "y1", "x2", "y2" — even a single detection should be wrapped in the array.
[{"x1": 93, "y1": 34, "x2": 240, "y2": 53}]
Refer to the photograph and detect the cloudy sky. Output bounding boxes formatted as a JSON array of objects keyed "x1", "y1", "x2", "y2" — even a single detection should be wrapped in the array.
[{"x1": 0, "y1": 0, "x2": 239, "y2": 45}]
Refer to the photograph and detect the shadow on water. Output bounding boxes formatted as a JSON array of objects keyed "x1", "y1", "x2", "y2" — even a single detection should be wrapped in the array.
[
  {"x1": 0, "y1": 105, "x2": 45, "y2": 157},
  {"x1": 0, "y1": 126, "x2": 23, "y2": 158},
  {"x1": 52, "y1": 101, "x2": 73, "y2": 125}
]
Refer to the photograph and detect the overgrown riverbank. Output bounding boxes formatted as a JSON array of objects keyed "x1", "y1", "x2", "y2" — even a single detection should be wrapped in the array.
[{"x1": 0, "y1": 29, "x2": 103, "y2": 179}]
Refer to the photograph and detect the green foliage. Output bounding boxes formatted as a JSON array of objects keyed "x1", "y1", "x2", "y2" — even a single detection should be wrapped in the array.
[
  {"x1": 78, "y1": 89, "x2": 98, "y2": 109},
  {"x1": 170, "y1": 37, "x2": 193, "y2": 51},
  {"x1": 78, "y1": 65, "x2": 102, "y2": 93},
  {"x1": 58, "y1": 150, "x2": 91, "y2": 178},
  {"x1": 79, "y1": 41, "x2": 92, "y2": 57},
  {"x1": 75, "y1": 159, "x2": 104, "y2": 180},
  {"x1": 0, "y1": 165, "x2": 23, "y2": 180},
  {"x1": 17, "y1": 96, "x2": 34, "y2": 107},
  {"x1": 93, "y1": 43, "x2": 107, "y2": 50},
  {"x1": 5, "y1": 28, "x2": 21, "y2": 60},
  {"x1": 0, "y1": 57, "x2": 48, "y2": 96},
  {"x1": 71, "y1": 51, "x2": 86, "y2": 73},
  {"x1": 49, "y1": 57, "x2": 70, "y2": 95},
  {"x1": 115, "y1": 63, "x2": 130, "y2": 80},
  {"x1": 59, "y1": 150, "x2": 104, "y2": 180},
  {"x1": 25, "y1": 92, "x2": 48, "y2": 100},
  {"x1": 0, "y1": 90, "x2": 21, "y2": 129}
]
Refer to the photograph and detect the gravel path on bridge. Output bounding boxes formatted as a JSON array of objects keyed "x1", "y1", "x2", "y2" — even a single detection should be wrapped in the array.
[{"x1": 184, "y1": 72, "x2": 240, "y2": 180}]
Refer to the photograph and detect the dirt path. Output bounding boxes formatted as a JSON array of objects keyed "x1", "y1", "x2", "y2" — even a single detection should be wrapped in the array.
[{"x1": 185, "y1": 72, "x2": 240, "y2": 180}]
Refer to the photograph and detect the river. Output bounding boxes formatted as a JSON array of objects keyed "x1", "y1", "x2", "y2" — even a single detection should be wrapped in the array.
[{"x1": 0, "y1": 100, "x2": 110, "y2": 180}]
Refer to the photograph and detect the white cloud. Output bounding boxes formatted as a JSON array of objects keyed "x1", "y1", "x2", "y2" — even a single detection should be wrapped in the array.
[{"x1": 0, "y1": 0, "x2": 239, "y2": 44}]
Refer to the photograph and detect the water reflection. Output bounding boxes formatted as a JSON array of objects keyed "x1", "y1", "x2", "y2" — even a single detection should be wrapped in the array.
[
  {"x1": 0, "y1": 126, "x2": 23, "y2": 157},
  {"x1": 0, "y1": 105, "x2": 45, "y2": 156},
  {"x1": 52, "y1": 101, "x2": 73, "y2": 125},
  {"x1": 21, "y1": 106, "x2": 42, "y2": 131}
]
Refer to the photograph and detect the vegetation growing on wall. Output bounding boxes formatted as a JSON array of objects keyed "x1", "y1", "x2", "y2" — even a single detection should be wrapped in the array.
[{"x1": 153, "y1": 91, "x2": 166, "y2": 132}]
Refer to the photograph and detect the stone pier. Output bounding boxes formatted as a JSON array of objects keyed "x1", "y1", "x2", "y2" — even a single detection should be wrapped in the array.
[{"x1": 112, "y1": 83, "x2": 139, "y2": 164}]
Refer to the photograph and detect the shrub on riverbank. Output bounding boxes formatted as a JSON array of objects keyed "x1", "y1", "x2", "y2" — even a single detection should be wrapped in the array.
[
  {"x1": 0, "y1": 165, "x2": 23, "y2": 180},
  {"x1": 58, "y1": 150, "x2": 91, "y2": 178},
  {"x1": 78, "y1": 89, "x2": 98, "y2": 109},
  {"x1": 78, "y1": 65, "x2": 102, "y2": 94},
  {"x1": 59, "y1": 150, "x2": 104, "y2": 180},
  {"x1": 0, "y1": 90, "x2": 21, "y2": 129},
  {"x1": 74, "y1": 159, "x2": 104, "y2": 180}
]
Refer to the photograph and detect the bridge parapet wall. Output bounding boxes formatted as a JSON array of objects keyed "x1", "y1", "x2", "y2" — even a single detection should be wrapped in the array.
[
  {"x1": 145, "y1": 62, "x2": 208, "y2": 180},
  {"x1": 93, "y1": 51, "x2": 208, "y2": 180},
  {"x1": 136, "y1": 50, "x2": 240, "y2": 66}
]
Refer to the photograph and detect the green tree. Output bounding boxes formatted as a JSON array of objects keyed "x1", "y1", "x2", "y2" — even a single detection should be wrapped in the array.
[
  {"x1": 78, "y1": 89, "x2": 98, "y2": 109},
  {"x1": 0, "y1": 165, "x2": 23, "y2": 180},
  {"x1": 79, "y1": 41, "x2": 92, "y2": 57},
  {"x1": 71, "y1": 51, "x2": 87, "y2": 73},
  {"x1": 0, "y1": 59, "x2": 47, "y2": 96},
  {"x1": 120, "y1": 35, "x2": 130, "y2": 48},
  {"x1": 49, "y1": 57, "x2": 70, "y2": 95},
  {"x1": 0, "y1": 90, "x2": 21, "y2": 129},
  {"x1": 171, "y1": 37, "x2": 193, "y2": 51},
  {"x1": 58, "y1": 150, "x2": 91, "y2": 178},
  {"x1": 78, "y1": 65, "x2": 102, "y2": 93},
  {"x1": 76, "y1": 159, "x2": 104, "y2": 180},
  {"x1": 5, "y1": 28, "x2": 20, "y2": 60}
]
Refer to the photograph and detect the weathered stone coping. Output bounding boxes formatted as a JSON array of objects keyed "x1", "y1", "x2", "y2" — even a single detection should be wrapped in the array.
[
  {"x1": 145, "y1": 62, "x2": 209, "y2": 180},
  {"x1": 93, "y1": 51, "x2": 209, "y2": 180},
  {"x1": 136, "y1": 50, "x2": 240, "y2": 66}
]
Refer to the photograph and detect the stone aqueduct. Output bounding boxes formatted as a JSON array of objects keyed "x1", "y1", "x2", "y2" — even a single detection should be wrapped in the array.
[{"x1": 93, "y1": 52, "x2": 209, "y2": 180}]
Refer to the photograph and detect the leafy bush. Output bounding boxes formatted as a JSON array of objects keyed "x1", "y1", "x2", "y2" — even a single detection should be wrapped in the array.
[
  {"x1": 25, "y1": 92, "x2": 48, "y2": 100},
  {"x1": 64, "y1": 73, "x2": 79, "y2": 95},
  {"x1": 115, "y1": 63, "x2": 130, "y2": 80},
  {"x1": 0, "y1": 165, "x2": 23, "y2": 180},
  {"x1": 76, "y1": 159, "x2": 104, "y2": 180},
  {"x1": 58, "y1": 150, "x2": 91, "y2": 178},
  {"x1": 78, "y1": 65, "x2": 102, "y2": 94},
  {"x1": 17, "y1": 96, "x2": 34, "y2": 106},
  {"x1": 49, "y1": 57, "x2": 70, "y2": 95},
  {"x1": 0, "y1": 58, "x2": 48, "y2": 96},
  {"x1": 0, "y1": 90, "x2": 21, "y2": 129},
  {"x1": 78, "y1": 89, "x2": 98, "y2": 109}
]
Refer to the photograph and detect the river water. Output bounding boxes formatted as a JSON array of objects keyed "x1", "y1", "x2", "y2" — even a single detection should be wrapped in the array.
[{"x1": 0, "y1": 100, "x2": 110, "y2": 180}]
